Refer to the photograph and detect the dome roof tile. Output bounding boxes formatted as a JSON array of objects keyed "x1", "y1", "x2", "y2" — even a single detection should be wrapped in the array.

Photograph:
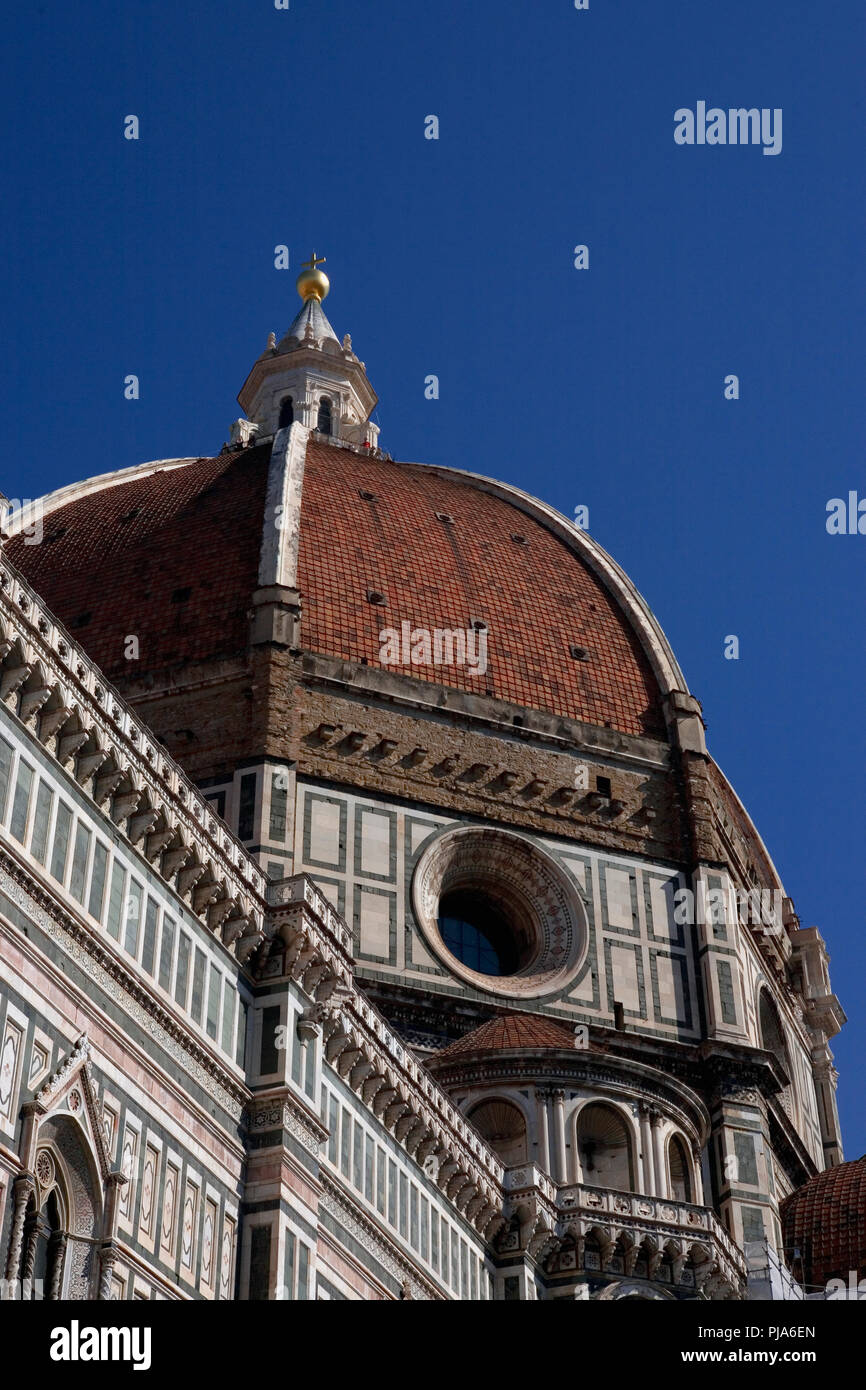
[
  {"x1": 298, "y1": 441, "x2": 666, "y2": 736},
  {"x1": 6, "y1": 445, "x2": 271, "y2": 678}
]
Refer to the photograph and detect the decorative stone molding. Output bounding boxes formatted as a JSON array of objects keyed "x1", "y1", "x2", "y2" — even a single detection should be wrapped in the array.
[
  {"x1": 29, "y1": 1033, "x2": 115, "y2": 1181},
  {"x1": 411, "y1": 826, "x2": 588, "y2": 1000},
  {"x1": 429, "y1": 1049, "x2": 710, "y2": 1156},
  {"x1": 319, "y1": 1177, "x2": 438, "y2": 1301},
  {"x1": 35, "y1": 1148, "x2": 55, "y2": 1190},
  {"x1": 296, "y1": 692, "x2": 670, "y2": 849},
  {"x1": 35, "y1": 1033, "x2": 92, "y2": 1108},
  {"x1": 268, "y1": 874, "x2": 354, "y2": 969},
  {"x1": 502, "y1": 1170, "x2": 744, "y2": 1299},
  {"x1": 503, "y1": 1165, "x2": 556, "y2": 1203},
  {"x1": 246, "y1": 1091, "x2": 328, "y2": 1156}
]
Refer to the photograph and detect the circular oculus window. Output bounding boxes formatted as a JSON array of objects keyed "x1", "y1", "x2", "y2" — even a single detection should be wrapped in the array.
[{"x1": 411, "y1": 826, "x2": 588, "y2": 999}]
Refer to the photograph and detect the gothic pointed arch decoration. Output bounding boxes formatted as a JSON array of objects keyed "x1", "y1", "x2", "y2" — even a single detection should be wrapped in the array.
[
  {"x1": 31, "y1": 1113, "x2": 103, "y2": 1298},
  {"x1": 4, "y1": 1032, "x2": 124, "y2": 1300}
]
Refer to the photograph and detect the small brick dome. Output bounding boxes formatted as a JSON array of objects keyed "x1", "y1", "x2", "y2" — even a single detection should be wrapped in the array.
[
  {"x1": 430, "y1": 1012, "x2": 579, "y2": 1061},
  {"x1": 781, "y1": 1154, "x2": 866, "y2": 1290}
]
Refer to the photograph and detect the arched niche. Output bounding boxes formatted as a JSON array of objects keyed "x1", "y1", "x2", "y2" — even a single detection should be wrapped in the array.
[
  {"x1": 668, "y1": 1134, "x2": 692, "y2": 1203},
  {"x1": 468, "y1": 1098, "x2": 528, "y2": 1167},
  {"x1": 575, "y1": 1102, "x2": 635, "y2": 1193},
  {"x1": 24, "y1": 1115, "x2": 103, "y2": 1299}
]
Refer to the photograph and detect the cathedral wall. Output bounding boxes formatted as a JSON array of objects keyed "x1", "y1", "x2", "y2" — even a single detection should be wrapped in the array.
[
  {"x1": 739, "y1": 950, "x2": 823, "y2": 1169},
  {"x1": 682, "y1": 864, "x2": 824, "y2": 1173},
  {"x1": 0, "y1": 925, "x2": 245, "y2": 1299},
  {"x1": 290, "y1": 777, "x2": 701, "y2": 1044},
  {"x1": 0, "y1": 703, "x2": 249, "y2": 1300},
  {"x1": 721, "y1": 873, "x2": 822, "y2": 1165},
  {"x1": 243, "y1": 904, "x2": 497, "y2": 1300},
  {"x1": 0, "y1": 709, "x2": 251, "y2": 1069},
  {"x1": 288, "y1": 677, "x2": 686, "y2": 863},
  {"x1": 317, "y1": 1059, "x2": 494, "y2": 1298}
]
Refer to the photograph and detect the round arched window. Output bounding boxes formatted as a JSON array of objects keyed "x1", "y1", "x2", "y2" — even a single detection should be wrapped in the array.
[{"x1": 412, "y1": 826, "x2": 587, "y2": 999}]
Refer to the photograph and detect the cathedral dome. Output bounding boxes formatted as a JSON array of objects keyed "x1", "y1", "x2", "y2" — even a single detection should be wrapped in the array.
[
  {"x1": 4, "y1": 264, "x2": 692, "y2": 747},
  {"x1": 5, "y1": 436, "x2": 681, "y2": 740},
  {"x1": 0, "y1": 263, "x2": 848, "y2": 1307},
  {"x1": 781, "y1": 1154, "x2": 866, "y2": 1290},
  {"x1": 298, "y1": 441, "x2": 675, "y2": 737}
]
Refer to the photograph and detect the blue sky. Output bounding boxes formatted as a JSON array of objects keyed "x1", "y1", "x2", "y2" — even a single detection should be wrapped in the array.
[{"x1": 2, "y1": 1, "x2": 864, "y2": 1152}]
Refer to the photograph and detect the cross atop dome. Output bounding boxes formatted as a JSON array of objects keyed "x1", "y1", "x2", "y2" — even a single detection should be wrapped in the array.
[{"x1": 296, "y1": 251, "x2": 330, "y2": 304}]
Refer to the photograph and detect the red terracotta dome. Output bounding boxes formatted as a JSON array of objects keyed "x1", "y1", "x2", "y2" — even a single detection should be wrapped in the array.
[
  {"x1": 6, "y1": 439, "x2": 674, "y2": 738},
  {"x1": 781, "y1": 1154, "x2": 866, "y2": 1290},
  {"x1": 299, "y1": 442, "x2": 667, "y2": 736},
  {"x1": 430, "y1": 1011, "x2": 579, "y2": 1061},
  {"x1": 6, "y1": 446, "x2": 272, "y2": 682}
]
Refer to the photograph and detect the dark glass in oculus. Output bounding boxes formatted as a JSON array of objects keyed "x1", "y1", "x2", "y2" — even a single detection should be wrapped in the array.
[{"x1": 437, "y1": 890, "x2": 519, "y2": 976}]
